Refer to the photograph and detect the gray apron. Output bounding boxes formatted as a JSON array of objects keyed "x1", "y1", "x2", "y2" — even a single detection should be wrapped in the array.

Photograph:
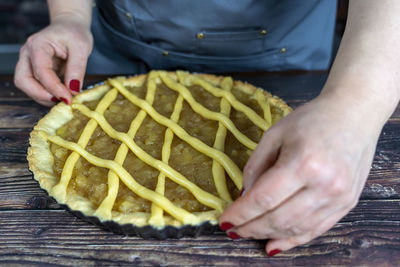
[{"x1": 87, "y1": 0, "x2": 336, "y2": 74}]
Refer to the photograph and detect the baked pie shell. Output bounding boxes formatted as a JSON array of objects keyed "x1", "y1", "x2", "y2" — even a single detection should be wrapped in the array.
[{"x1": 27, "y1": 72, "x2": 292, "y2": 238}]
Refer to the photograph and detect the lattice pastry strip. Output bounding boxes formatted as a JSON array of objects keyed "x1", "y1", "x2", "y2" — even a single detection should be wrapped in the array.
[
  {"x1": 33, "y1": 70, "x2": 285, "y2": 227},
  {"x1": 149, "y1": 94, "x2": 184, "y2": 226},
  {"x1": 209, "y1": 77, "x2": 233, "y2": 202}
]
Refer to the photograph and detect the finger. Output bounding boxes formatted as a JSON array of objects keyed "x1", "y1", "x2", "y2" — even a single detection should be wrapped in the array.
[
  {"x1": 233, "y1": 187, "x2": 328, "y2": 240},
  {"x1": 29, "y1": 45, "x2": 71, "y2": 104},
  {"x1": 243, "y1": 128, "x2": 281, "y2": 190},
  {"x1": 14, "y1": 51, "x2": 54, "y2": 106},
  {"x1": 219, "y1": 156, "x2": 304, "y2": 228},
  {"x1": 63, "y1": 46, "x2": 89, "y2": 94},
  {"x1": 265, "y1": 208, "x2": 348, "y2": 254}
]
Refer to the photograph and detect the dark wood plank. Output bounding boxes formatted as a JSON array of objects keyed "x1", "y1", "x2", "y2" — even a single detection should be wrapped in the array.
[
  {"x1": 341, "y1": 199, "x2": 400, "y2": 222},
  {"x1": 0, "y1": 102, "x2": 49, "y2": 128},
  {"x1": 0, "y1": 209, "x2": 399, "y2": 266},
  {"x1": 363, "y1": 120, "x2": 400, "y2": 199},
  {"x1": 372, "y1": 120, "x2": 400, "y2": 174},
  {"x1": 0, "y1": 163, "x2": 61, "y2": 210},
  {"x1": 0, "y1": 197, "x2": 400, "y2": 228},
  {"x1": 364, "y1": 174, "x2": 400, "y2": 199},
  {"x1": 0, "y1": 162, "x2": 30, "y2": 177},
  {"x1": 0, "y1": 128, "x2": 30, "y2": 163},
  {"x1": 0, "y1": 79, "x2": 29, "y2": 100}
]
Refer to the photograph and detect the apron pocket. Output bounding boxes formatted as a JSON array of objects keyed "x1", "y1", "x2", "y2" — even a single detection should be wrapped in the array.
[{"x1": 196, "y1": 27, "x2": 267, "y2": 57}]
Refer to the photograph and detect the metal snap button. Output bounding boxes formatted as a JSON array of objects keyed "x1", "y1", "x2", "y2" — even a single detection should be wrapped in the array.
[{"x1": 197, "y1": 33, "x2": 205, "y2": 40}]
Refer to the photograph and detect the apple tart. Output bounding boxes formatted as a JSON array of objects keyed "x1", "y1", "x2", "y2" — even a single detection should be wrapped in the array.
[{"x1": 28, "y1": 70, "x2": 291, "y2": 238}]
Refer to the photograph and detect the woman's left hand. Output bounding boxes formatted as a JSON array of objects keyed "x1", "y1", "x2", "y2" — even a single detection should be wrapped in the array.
[{"x1": 219, "y1": 94, "x2": 382, "y2": 255}]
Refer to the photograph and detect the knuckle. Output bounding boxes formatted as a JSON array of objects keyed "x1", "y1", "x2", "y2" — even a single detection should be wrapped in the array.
[
  {"x1": 13, "y1": 75, "x2": 22, "y2": 88},
  {"x1": 18, "y1": 45, "x2": 27, "y2": 57},
  {"x1": 13, "y1": 68, "x2": 26, "y2": 89},
  {"x1": 82, "y1": 42, "x2": 92, "y2": 55},
  {"x1": 294, "y1": 233, "x2": 314, "y2": 246},
  {"x1": 286, "y1": 236, "x2": 302, "y2": 249},
  {"x1": 26, "y1": 34, "x2": 41, "y2": 49},
  {"x1": 299, "y1": 155, "x2": 352, "y2": 197},
  {"x1": 298, "y1": 155, "x2": 326, "y2": 180},
  {"x1": 240, "y1": 227, "x2": 262, "y2": 239},
  {"x1": 252, "y1": 192, "x2": 273, "y2": 210},
  {"x1": 71, "y1": 36, "x2": 92, "y2": 55},
  {"x1": 243, "y1": 164, "x2": 255, "y2": 179},
  {"x1": 30, "y1": 46, "x2": 43, "y2": 60},
  {"x1": 327, "y1": 177, "x2": 348, "y2": 196},
  {"x1": 13, "y1": 70, "x2": 21, "y2": 83},
  {"x1": 32, "y1": 66, "x2": 43, "y2": 80},
  {"x1": 26, "y1": 35, "x2": 35, "y2": 44},
  {"x1": 288, "y1": 225, "x2": 304, "y2": 236},
  {"x1": 272, "y1": 218, "x2": 291, "y2": 232},
  {"x1": 272, "y1": 216, "x2": 305, "y2": 236},
  {"x1": 72, "y1": 57, "x2": 88, "y2": 69}
]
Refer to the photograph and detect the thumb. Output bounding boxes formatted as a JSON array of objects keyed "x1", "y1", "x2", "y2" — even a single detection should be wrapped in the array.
[{"x1": 64, "y1": 47, "x2": 89, "y2": 94}]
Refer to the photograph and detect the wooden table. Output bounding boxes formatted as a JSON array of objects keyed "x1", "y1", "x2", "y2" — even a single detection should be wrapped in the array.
[{"x1": 1, "y1": 72, "x2": 399, "y2": 266}]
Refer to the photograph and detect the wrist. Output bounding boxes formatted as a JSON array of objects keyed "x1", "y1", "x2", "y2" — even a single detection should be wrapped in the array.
[
  {"x1": 51, "y1": 11, "x2": 92, "y2": 29},
  {"x1": 48, "y1": 0, "x2": 92, "y2": 29},
  {"x1": 317, "y1": 82, "x2": 395, "y2": 134}
]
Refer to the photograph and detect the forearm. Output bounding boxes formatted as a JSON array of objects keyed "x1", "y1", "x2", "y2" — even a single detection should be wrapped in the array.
[
  {"x1": 321, "y1": 0, "x2": 400, "y2": 128},
  {"x1": 47, "y1": 0, "x2": 93, "y2": 28}
]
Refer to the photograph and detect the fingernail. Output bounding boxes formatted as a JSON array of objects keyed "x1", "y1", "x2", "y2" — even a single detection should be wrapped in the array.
[
  {"x1": 268, "y1": 249, "x2": 281, "y2": 257},
  {"x1": 60, "y1": 97, "x2": 69, "y2": 105},
  {"x1": 220, "y1": 222, "x2": 234, "y2": 231},
  {"x1": 227, "y1": 231, "x2": 241, "y2": 240},
  {"x1": 69, "y1": 79, "x2": 80, "y2": 92},
  {"x1": 51, "y1": 97, "x2": 60, "y2": 103}
]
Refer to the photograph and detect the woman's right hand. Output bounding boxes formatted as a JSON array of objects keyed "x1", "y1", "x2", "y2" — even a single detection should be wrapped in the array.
[{"x1": 14, "y1": 13, "x2": 93, "y2": 106}]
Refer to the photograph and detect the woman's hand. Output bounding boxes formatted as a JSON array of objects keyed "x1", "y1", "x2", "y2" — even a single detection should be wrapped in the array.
[
  {"x1": 219, "y1": 94, "x2": 381, "y2": 255},
  {"x1": 14, "y1": 13, "x2": 93, "y2": 106}
]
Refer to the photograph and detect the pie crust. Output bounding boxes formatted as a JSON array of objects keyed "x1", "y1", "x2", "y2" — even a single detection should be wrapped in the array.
[{"x1": 28, "y1": 70, "x2": 292, "y2": 237}]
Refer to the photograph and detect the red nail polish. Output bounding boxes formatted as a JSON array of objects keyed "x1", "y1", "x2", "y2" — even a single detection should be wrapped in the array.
[
  {"x1": 227, "y1": 231, "x2": 241, "y2": 240},
  {"x1": 60, "y1": 97, "x2": 69, "y2": 105},
  {"x1": 268, "y1": 249, "x2": 281, "y2": 257},
  {"x1": 220, "y1": 222, "x2": 234, "y2": 231},
  {"x1": 51, "y1": 97, "x2": 60, "y2": 103},
  {"x1": 69, "y1": 79, "x2": 80, "y2": 92}
]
